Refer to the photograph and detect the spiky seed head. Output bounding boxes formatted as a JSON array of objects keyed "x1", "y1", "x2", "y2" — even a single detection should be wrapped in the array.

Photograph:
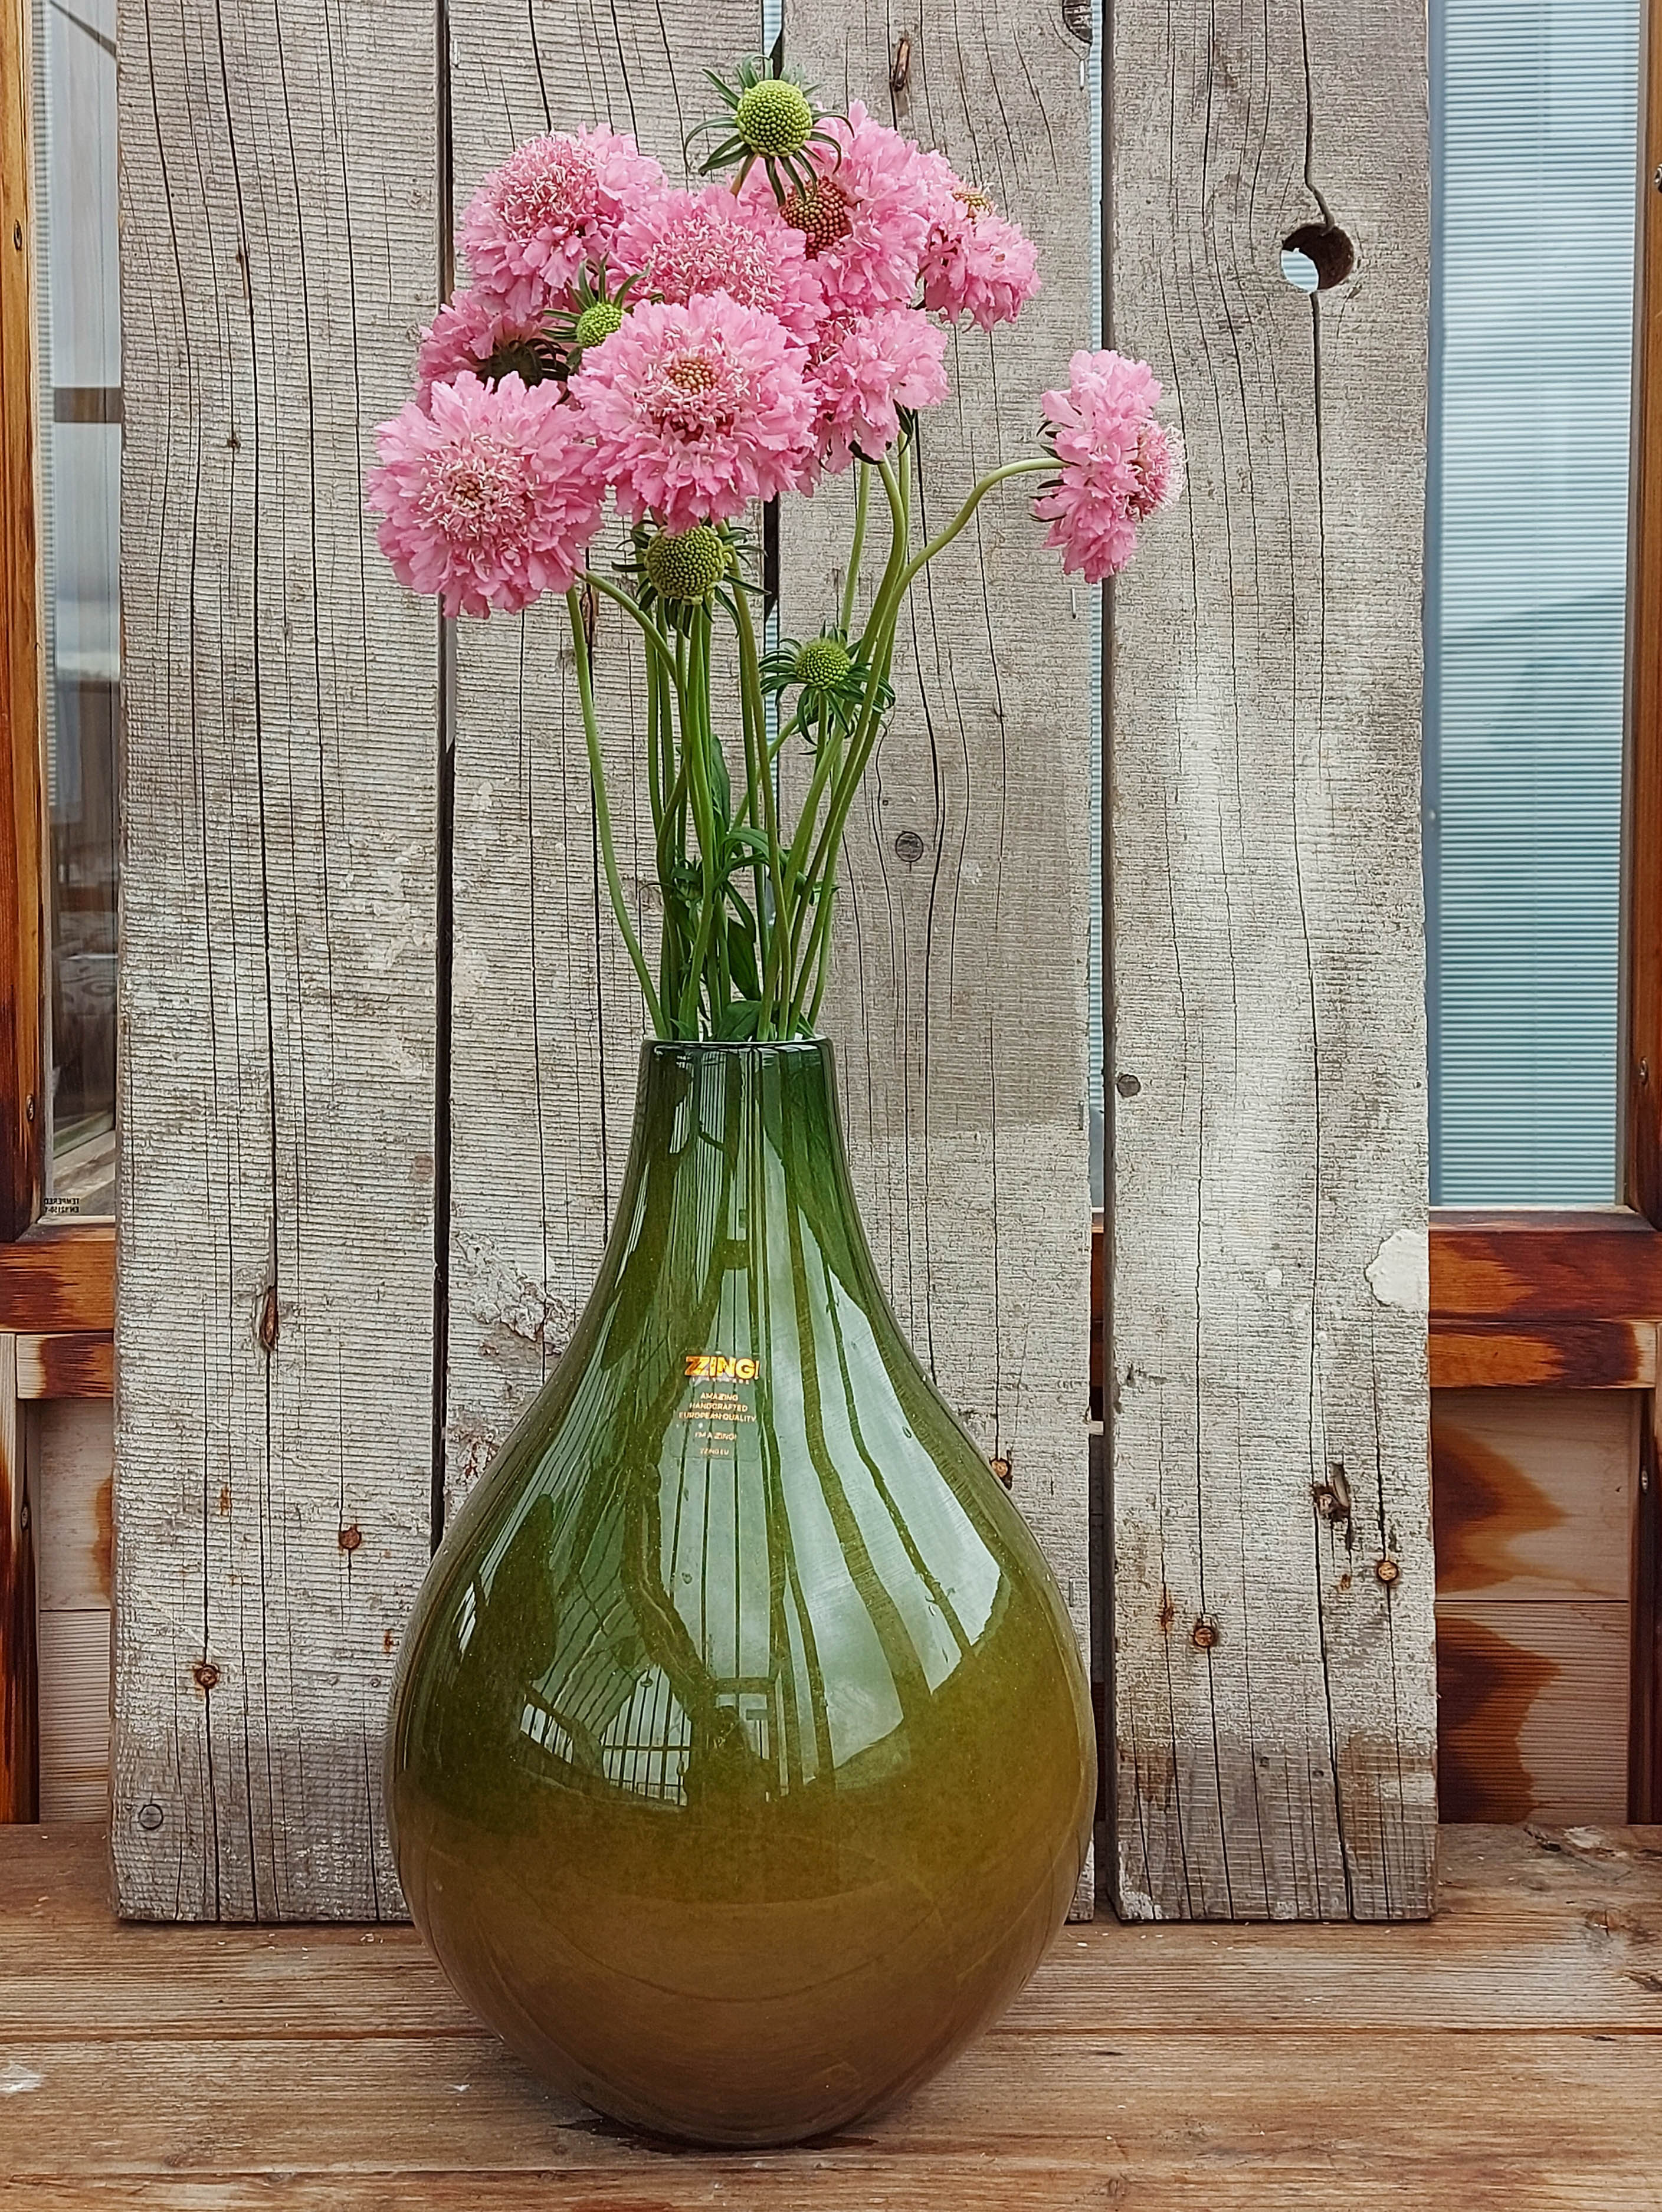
[
  {"x1": 572, "y1": 298, "x2": 625, "y2": 352},
  {"x1": 794, "y1": 635, "x2": 853, "y2": 691},
  {"x1": 644, "y1": 524, "x2": 728, "y2": 603},
  {"x1": 779, "y1": 176, "x2": 854, "y2": 256},
  {"x1": 733, "y1": 78, "x2": 815, "y2": 157}
]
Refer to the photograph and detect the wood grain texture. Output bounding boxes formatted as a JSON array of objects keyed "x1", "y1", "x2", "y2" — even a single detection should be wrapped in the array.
[
  {"x1": 113, "y1": 0, "x2": 440, "y2": 1918},
  {"x1": 778, "y1": 3, "x2": 1096, "y2": 1914},
  {"x1": 1432, "y1": 1391, "x2": 1635, "y2": 1606},
  {"x1": 0, "y1": 0, "x2": 47, "y2": 1249},
  {"x1": 1431, "y1": 1321, "x2": 1657, "y2": 1390},
  {"x1": 17, "y1": 1333, "x2": 114, "y2": 1400},
  {"x1": 440, "y1": 3, "x2": 752, "y2": 1506},
  {"x1": 1437, "y1": 1600, "x2": 1632, "y2": 1827},
  {"x1": 1431, "y1": 1209, "x2": 1662, "y2": 1323},
  {"x1": 2, "y1": 1824, "x2": 1662, "y2": 2208},
  {"x1": 1108, "y1": 0, "x2": 1435, "y2": 1918},
  {"x1": 0, "y1": 1224, "x2": 113, "y2": 1333},
  {"x1": 0, "y1": 1338, "x2": 34, "y2": 1818}
]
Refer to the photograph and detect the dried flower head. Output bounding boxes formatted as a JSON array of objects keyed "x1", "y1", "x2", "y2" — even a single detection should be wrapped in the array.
[
  {"x1": 569, "y1": 292, "x2": 816, "y2": 531},
  {"x1": 367, "y1": 370, "x2": 605, "y2": 617}
]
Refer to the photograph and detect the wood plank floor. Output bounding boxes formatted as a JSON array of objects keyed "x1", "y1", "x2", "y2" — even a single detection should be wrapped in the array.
[{"x1": 2, "y1": 1825, "x2": 1660, "y2": 2209}]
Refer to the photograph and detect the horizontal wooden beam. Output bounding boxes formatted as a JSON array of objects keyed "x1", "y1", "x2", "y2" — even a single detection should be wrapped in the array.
[
  {"x1": 0, "y1": 1225, "x2": 114, "y2": 1333},
  {"x1": 15, "y1": 1333, "x2": 113, "y2": 1400},
  {"x1": 1430, "y1": 1209, "x2": 1662, "y2": 1326},
  {"x1": 1430, "y1": 1321, "x2": 1657, "y2": 1391}
]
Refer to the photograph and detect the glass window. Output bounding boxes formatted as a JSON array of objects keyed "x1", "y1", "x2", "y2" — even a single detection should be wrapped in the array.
[
  {"x1": 31, "y1": 0, "x2": 120, "y2": 1219},
  {"x1": 1426, "y1": 0, "x2": 1640, "y2": 1202}
]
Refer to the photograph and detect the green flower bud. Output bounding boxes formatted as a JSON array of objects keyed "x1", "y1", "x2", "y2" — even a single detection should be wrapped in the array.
[
  {"x1": 644, "y1": 525, "x2": 728, "y2": 603},
  {"x1": 733, "y1": 78, "x2": 815, "y2": 158},
  {"x1": 572, "y1": 298, "x2": 625, "y2": 352},
  {"x1": 794, "y1": 635, "x2": 853, "y2": 691}
]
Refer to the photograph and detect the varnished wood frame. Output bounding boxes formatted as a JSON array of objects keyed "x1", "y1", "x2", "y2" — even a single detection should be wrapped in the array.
[{"x1": 1, "y1": 0, "x2": 116, "y2": 1823}]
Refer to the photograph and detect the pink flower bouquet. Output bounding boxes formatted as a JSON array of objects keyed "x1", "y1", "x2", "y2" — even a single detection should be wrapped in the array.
[{"x1": 368, "y1": 55, "x2": 1182, "y2": 1040}]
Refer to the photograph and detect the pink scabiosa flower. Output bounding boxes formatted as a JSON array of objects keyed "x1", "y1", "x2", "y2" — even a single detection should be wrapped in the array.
[
  {"x1": 612, "y1": 184, "x2": 824, "y2": 343},
  {"x1": 414, "y1": 286, "x2": 552, "y2": 405},
  {"x1": 460, "y1": 129, "x2": 666, "y2": 320},
  {"x1": 921, "y1": 181, "x2": 1041, "y2": 330},
  {"x1": 366, "y1": 370, "x2": 606, "y2": 618},
  {"x1": 569, "y1": 293, "x2": 816, "y2": 531},
  {"x1": 748, "y1": 101, "x2": 946, "y2": 317},
  {"x1": 809, "y1": 307, "x2": 949, "y2": 473},
  {"x1": 1033, "y1": 349, "x2": 1184, "y2": 583}
]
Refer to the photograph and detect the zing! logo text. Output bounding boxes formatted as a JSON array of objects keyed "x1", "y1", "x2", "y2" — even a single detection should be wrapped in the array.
[{"x1": 684, "y1": 1353, "x2": 760, "y2": 1382}]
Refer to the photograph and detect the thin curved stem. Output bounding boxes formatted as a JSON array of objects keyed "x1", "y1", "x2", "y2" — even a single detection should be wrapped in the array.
[
  {"x1": 840, "y1": 462, "x2": 871, "y2": 635},
  {"x1": 564, "y1": 588, "x2": 664, "y2": 1035}
]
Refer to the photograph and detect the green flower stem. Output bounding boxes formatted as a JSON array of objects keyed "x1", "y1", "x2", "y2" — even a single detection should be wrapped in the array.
[
  {"x1": 564, "y1": 588, "x2": 664, "y2": 1036},
  {"x1": 840, "y1": 462, "x2": 871, "y2": 635},
  {"x1": 677, "y1": 608, "x2": 726, "y2": 1033},
  {"x1": 730, "y1": 585, "x2": 789, "y2": 1038},
  {"x1": 897, "y1": 457, "x2": 1053, "y2": 595}
]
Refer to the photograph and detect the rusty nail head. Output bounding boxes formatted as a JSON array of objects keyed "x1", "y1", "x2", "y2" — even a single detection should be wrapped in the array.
[
  {"x1": 192, "y1": 1660, "x2": 220, "y2": 1691},
  {"x1": 137, "y1": 1801, "x2": 165, "y2": 1833},
  {"x1": 1375, "y1": 1556, "x2": 1400, "y2": 1586},
  {"x1": 989, "y1": 1456, "x2": 1012, "y2": 1486},
  {"x1": 339, "y1": 1521, "x2": 363, "y2": 1553},
  {"x1": 1191, "y1": 1617, "x2": 1220, "y2": 1650}
]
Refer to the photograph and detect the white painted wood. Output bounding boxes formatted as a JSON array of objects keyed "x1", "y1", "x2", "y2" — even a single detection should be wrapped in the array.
[
  {"x1": 1107, "y1": 0, "x2": 1436, "y2": 1916},
  {"x1": 114, "y1": 0, "x2": 439, "y2": 1919},
  {"x1": 778, "y1": 8, "x2": 1097, "y2": 1915},
  {"x1": 440, "y1": 1, "x2": 755, "y2": 1510}
]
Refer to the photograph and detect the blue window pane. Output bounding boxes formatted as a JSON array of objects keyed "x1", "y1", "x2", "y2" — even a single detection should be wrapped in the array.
[{"x1": 1427, "y1": 0, "x2": 1638, "y2": 1202}]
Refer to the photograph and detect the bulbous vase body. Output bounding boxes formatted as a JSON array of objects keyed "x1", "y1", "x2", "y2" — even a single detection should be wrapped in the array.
[{"x1": 386, "y1": 1039, "x2": 1094, "y2": 2146}]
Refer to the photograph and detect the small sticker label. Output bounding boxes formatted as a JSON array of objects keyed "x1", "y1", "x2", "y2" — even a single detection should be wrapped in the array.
[{"x1": 684, "y1": 1353, "x2": 760, "y2": 1382}]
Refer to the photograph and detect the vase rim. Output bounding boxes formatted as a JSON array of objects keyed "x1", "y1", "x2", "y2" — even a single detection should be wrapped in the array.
[{"x1": 641, "y1": 1036, "x2": 830, "y2": 1056}]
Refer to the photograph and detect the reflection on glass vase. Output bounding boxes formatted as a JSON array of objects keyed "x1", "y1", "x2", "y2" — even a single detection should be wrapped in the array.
[{"x1": 386, "y1": 1039, "x2": 1094, "y2": 2147}]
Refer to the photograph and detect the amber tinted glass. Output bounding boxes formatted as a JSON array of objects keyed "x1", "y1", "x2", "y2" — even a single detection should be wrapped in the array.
[{"x1": 32, "y1": 0, "x2": 119, "y2": 1217}]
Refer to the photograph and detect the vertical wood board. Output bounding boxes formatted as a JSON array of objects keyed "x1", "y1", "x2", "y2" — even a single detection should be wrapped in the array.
[
  {"x1": 778, "y1": 6, "x2": 1097, "y2": 1918},
  {"x1": 1107, "y1": 0, "x2": 1437, "y2": 1918},
  {"x1": 114, "y1": 0, "x2": 440, "y2": 1918}
]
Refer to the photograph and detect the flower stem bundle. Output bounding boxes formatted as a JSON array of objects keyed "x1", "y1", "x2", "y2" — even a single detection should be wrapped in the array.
[{"x1": 367, "y1": 55, "x2": 1182, "y2": 1041}]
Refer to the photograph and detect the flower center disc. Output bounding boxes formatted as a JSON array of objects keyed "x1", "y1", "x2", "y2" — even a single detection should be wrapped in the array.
[{"x1": 733, "y1": 79, "x2": 815, "y2": 157}]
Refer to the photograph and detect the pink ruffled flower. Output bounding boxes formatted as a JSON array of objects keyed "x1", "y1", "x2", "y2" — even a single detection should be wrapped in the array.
[
  {"x1": 414, "y1": 286, "x2": 550, "y2": 405},
  {"x1": 809, "y1": 307, "x2": 949, "y2": 473},
  {"x1": 460, "y1": 129, "x2": 666, "y2": 320},
  {"x1": 366, "y1": 371, "x2": 606, "y2": 618},
  {"x1": 1033, "y1": 349, "x2": 1184, "y2": 583},
  {"x1": 613, "y1": 185, "x2": 824, "y2": 343},
  {"x1": 921, "y1": 182, "x2": 1041, "y2": 330},
  {"x1": 749, "y1": 101, "x2": 945, "y2": 317},
  {"x1": 569, "y1": 293, "x2": 816, "y2": 531}
]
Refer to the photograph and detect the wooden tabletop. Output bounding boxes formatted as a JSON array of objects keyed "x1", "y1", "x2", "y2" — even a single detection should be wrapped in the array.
[{"x1": 2, "y1": 1823, "x2": 1660, "y2": 2207}]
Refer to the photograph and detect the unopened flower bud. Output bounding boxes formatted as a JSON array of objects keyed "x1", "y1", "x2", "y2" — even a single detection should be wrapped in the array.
[
  {"x1": 573, "y1": 298, "x2": 625, "y2": 352},
  {"x1": 644, "y1": 524, "x2": 728, "y2": 603},
  {"x1": 734, "y1": 79, "x2": 815, "y2": 157},
  {"x1": 794, "y1": 635, "x2": 852, "y2": 691}
]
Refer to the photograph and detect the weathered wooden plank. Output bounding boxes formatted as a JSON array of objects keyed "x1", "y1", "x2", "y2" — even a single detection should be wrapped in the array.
[
  {"x1": 4, "y1": 2030, "x2": 1662, "y2": 2191},
  {"x1": 1108, "y1": 0, "x2": 1436, "y2": 1917},
  {"x1": 778, "y1": 2, "x2": 1096, "y2": 1912},
  {"x1": 11, "y1": 1823, "x2": 1662, "y2": 2040},
  {"x1": 114, "y1": 0, "x2": 440, "y2": 1918},
  {"x1": 440, "y1": 2, "x2": 755, "y2": 1506}
]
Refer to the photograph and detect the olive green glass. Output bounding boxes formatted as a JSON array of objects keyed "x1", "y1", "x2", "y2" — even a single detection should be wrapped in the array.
[{"x1": 386, "y1": 1040, "x2": 1094, "y2": 2147}]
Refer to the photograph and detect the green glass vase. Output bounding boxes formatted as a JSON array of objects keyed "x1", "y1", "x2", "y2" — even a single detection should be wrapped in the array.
[{"x1": 386, "y1": 1039, "x2": 1093, "y2": 2147}]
